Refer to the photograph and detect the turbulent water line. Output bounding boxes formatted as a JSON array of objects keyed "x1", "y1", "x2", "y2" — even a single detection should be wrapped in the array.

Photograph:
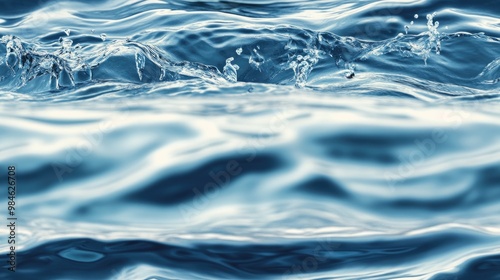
[{"x1": 0, "y1": 12, "x2": 498, "y2": 95}]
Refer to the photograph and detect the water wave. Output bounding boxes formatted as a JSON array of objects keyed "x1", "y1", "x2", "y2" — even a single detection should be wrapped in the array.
[
  {"x1": 0, "y1": 0, "x2": 499, "y2": 279},
  {"x1": 0, "y1": 1, "x2": 499, "y2": 101}
]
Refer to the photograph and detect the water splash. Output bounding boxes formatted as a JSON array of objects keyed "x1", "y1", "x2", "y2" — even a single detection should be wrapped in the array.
[
  {"x1": 0, "y1": 12, "x2": 497, "y2": 97},
  {"x1": 0, "y1": 1, "x2": 499, "y2": 280},
  {"x1": 361, "y1": 12, "x2": 444, "y2": 65},
  {"x1": 223, "y1": 57, "x2": 239, "y2": 83},
  {"x1": 249, "y1": 47, "x2": 265, "y2": 71},
  {"x1": 135, "y1": 51, "x2": 146, "y2": 81},
  {"x1": 426, "y1": 12, "x2": 442, "y2": 57},
  {"x1": 288, "y1": 47, "x2": 320, "y2": 88}
]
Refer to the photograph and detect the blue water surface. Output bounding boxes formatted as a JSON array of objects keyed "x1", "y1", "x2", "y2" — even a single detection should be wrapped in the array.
[{"x1": 0, "y1": 0, "x2": 499, "y2": 279}]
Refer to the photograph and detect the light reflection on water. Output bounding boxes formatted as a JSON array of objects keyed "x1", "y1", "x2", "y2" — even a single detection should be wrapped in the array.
[{"x1": 0, "y1": 0, "x2": 500, "y2": 279}]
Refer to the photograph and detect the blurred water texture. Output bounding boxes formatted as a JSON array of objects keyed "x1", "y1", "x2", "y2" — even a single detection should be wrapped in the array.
[{"x1": 0, "y1": 0, "x2": 499, "y2": 279}]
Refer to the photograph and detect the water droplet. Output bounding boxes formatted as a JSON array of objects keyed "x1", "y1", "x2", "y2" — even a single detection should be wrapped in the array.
[
  {"x1": 410, "y1": 21, "x2": 414, "y2": 25},
  {"x1": 64, "y1": 29, "x2": 70, "y2": 36},
  {"x1": 404, "y1": 25, "x2": 409, "y2": 34},
  {"x1": 414, "y1": 14, "x2": 419, "y2": 19},
  {"x1": 445, "y1": 26, "x2": 449, "y2": 30},
  {"x1": 223, "y1": 57, "x2": 239, "y2": 83},
  {"x1": 236, "y1": 47, "x2": 242, "y2": 55},
  {"x1": 91, "y1": 29, "x2": 95, "y2": 34},
  {"x1": 100, "y1": 33, "x2": 107, "y2": 41}
]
